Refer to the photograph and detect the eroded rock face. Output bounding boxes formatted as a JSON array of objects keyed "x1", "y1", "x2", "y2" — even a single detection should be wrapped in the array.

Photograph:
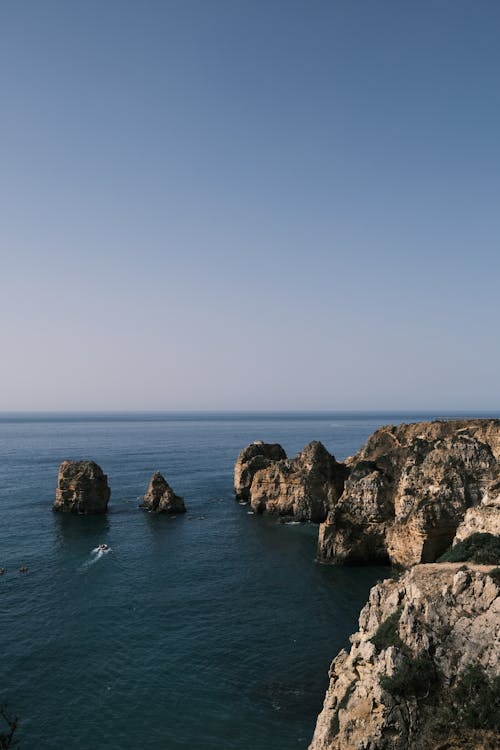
[
  {"x1": 234, "y1": 441, "x2": 288, "y2": 500},
  {"x1": 309, "y1": 563, "x2": 500, "y2": 750},
  {"x1": 53, "y1": 460, "x2": 110, "y2": 514},
  {"x1": 453, "y1": 478, "x2": 500, "y2": 543},
  {"x1": 141, "y1": 471, "x2": 185, "y2": 514},
  {"x1": 248, "y1": 441, "x2": 346, "y2": 522},
  {"x1": 317, "y1": 420, "x2": 500, "y2": 566}
]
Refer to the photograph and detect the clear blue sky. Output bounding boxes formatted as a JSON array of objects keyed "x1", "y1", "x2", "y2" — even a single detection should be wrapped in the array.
[{"x1": 1, "y1": 0, "x2": 499, "y2": 410}]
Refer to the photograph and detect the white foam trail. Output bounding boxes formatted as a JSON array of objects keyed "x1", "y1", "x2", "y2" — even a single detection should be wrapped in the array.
[{"x1": 78, "y1": 548, "x2": 110, "y2": 573}]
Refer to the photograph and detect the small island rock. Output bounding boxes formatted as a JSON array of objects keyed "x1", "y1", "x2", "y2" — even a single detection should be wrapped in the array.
[
  {"x1": 53, "y1": 460, "x2": 110, "y2": 514},
  {"x1": 141, "y1": 471, "x2": 185, "y2": 514}
]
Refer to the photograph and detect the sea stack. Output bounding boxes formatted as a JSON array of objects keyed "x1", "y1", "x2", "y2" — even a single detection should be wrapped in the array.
[
  {"x1": 141, "y1": 471, "x2": 185, "y2": 514},
  {"x1": 249, "y1": 441, "x2": 347, "y2": 522},
  {"x1": 234, "y1": 440, "x2": 287, "y2": 500},
  {"x1": 53, "y1": 460, "x2": 111, "y2": 514},
  {"x1": 234, "y1": 440, "x2": 346, "y2": 522}
]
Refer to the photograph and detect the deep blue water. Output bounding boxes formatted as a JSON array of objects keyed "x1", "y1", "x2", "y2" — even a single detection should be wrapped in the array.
[{"x1": 1, "y1": 411, "x2": 496, "y2": 749}]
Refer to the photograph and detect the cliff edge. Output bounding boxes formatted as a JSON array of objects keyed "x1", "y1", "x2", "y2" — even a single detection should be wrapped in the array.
[
  {"x1": 309, "y1": 562, "x2": 500, "y2": 750},
  {"x1": 317, "y1": 419, "x2": 500, "y2": 566}
]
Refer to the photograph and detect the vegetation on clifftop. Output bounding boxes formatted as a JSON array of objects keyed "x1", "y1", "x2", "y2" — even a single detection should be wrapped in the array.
[{"x1": 438, "y1": 533, "x2": 500, "y2": 564}]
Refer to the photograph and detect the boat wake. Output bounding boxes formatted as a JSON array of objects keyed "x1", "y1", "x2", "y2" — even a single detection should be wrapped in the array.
[{"x1": 78, "y1": 546, "x2": 111, "y2": 573}]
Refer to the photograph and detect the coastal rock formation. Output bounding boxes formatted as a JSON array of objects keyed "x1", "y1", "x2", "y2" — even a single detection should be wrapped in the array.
[
  {"x1": 309, "y1": 563, "x2": 500, "y2": 750},
  {"x1": 317, "y1": 420, "x2": 500, "y2": 566},
  {"x1": 141, "y1": 471, "x2": 185, "y2": 514},
  {"x1": 453, "y1": 479, "x2": 500, "y2": 543},
  {"x1": 249, "y1": 441, "x2": 347, "y2": 522},
  {"x1": 234, "y1": 441, "x2": 287, "y2": 500},
  {"x1": 53, "y1": 460, "x2": 111, "y2": 514}
]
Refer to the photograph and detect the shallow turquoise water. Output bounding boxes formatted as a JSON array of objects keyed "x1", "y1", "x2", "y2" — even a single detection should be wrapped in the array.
[{"x1": 1, "y1": 411, "x2": 493, "y2": 749}]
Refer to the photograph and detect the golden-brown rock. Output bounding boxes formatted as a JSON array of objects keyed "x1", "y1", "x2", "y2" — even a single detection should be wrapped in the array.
[
  {"x1": 53, "y1": 460, "x2": 111, "y2": 514},
  {"x1": 234, "y1": 441, "x2": 287, "y2": 500},
  {"x1": 249, "y1": 441, "x2": 347, "y2": 522},
  {"x1": 141, "y1": 471, "x2": 185, "y2": 514},
  {"x1": 317, "y1": 420, "x2": 500, "y2": 566}
]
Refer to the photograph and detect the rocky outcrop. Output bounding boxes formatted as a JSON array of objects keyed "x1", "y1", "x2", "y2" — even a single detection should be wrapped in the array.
[
  {"x1": 317, "y1": 420, "x2": 500, "y2": 566},
  {"x1": 234, "y1": 441, "x2": 287, "y2": 500},
  {"x1": 53, "y1": 460, "x2": 110, "y2": 514},
  {"x1": 453, "y1": 478, "x2": 500, "y2": 543},
  {"x1": 141, "y1": 471, "x2": 185, "y2": 514},
  {"x1": 249, "y1": 441, "x2": 347, "y2": 522},
  {"x1": 309, "y1": 563, "x2": 500, "y2": 750}
]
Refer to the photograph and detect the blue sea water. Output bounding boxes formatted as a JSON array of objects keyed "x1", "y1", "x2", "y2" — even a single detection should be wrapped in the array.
[{"x1": 1, "y1": 411, "x2": 496, "y2": 749}]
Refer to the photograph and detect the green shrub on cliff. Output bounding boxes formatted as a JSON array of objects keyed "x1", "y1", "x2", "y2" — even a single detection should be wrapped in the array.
[
  {"x1": 380, "y1": 651, "x2": 437, "y2": 699},
  {"x1": 451, "y1": 664, "x2": 500, "y2": 731},
  {"x1": 438, "y1": 533, "x2": 500, "y2": 564},
  {"x1": 370, "y1": 607, "x2": 404, "y2": 651},
  {"x1": 487, "y1": 567, "x2": 500, "y2": 586}
]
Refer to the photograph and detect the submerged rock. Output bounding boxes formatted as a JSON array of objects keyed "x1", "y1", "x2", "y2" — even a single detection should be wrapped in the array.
[
  {"x1": 234, "y1": 441, "x2": 287, "y2": 500},
  {"x1": 249, "y1": 441, "x2": 347, "y2": 522},
  {"x1": 309, "y1": 563, "x2": 500, "y2": 750},
  {"x1": 317, "y1": 419, "x2": 500, "y2": 566},
  {"x1": 53, "y1": 460, "x2": 111, "y2": 514},
  {"x1": 141, "y1": 471, "x2": 185, "y2": 514}
]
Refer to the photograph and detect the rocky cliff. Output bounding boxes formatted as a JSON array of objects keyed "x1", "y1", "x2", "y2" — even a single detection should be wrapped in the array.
[
  {"x1": 317, "y1": 420, "x2": 500, "y2": 566},
  {"x1": 309, "y1": 562, "x2": 500, "y2": 750},
  {"x1": 53, "y1": 460, "x2": 110, "y2": 514},
  {"x1": 235, "y1": 440, "x2": 346, "y2": 522},
  {"x1": 141, "y1": 471, "x2": 185, "y2": 514}
]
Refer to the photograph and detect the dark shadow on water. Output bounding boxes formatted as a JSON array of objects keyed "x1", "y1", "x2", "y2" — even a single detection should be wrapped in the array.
[
  {"x1": 53, "y1": 512, "x2": 110, "y2": 548},
  {"x1": 141, "y1": 509, "x2": 189, "y2": 534}
]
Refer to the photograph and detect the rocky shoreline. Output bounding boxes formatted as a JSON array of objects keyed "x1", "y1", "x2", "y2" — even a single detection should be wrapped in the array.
[{"x1": 235, "y1": 419, "x2": 500, "y2": 749}]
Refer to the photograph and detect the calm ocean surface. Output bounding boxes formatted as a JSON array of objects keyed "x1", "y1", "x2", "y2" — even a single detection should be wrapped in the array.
[{"x1": 1, "y1": 411, "x2": 496, "y2": 749}]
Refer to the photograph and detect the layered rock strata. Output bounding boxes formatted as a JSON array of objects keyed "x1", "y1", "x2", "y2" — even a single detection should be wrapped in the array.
[
  {"x1": 317, "y1": 419, "x2": 500, "y2": 566},
  {"x1": 235, "y1": 440, "x2": 346, "y2": 522},
  {"x1": 309, "y1": 563, "x2": 500, "y2": 750},
  {"x1": 53, "y1": 460, "x2": 110, "y2": 514},
  {"x1": 141, "y1": 471, "x2": 185, "y2": 514}
]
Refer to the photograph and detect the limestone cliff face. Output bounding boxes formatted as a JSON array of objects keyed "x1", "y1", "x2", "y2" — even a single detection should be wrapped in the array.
[
  {"x1": 53, "y1": 460, "x2": 110, "y2": 514},
  {"x1": 317, "y1": 420, "x2": 500, "y2": 566},
  {"x1": 249, "y1": 441, "x2": 347, "y2": 522},
  {"x1": 234, "y1": 441, "x2": 287, "y2": 500},
  {"x1": 141, "y1": 471, "x2": 185, "y2": 514},
  {"x1": 309, "y1": 563, "x2": 500, "y2": 750}
]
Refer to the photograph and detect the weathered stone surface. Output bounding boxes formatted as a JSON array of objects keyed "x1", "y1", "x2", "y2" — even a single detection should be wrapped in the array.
[
  {"x1": 234, "y1": 441, "x2": 287, "y2": 500},
  {"x1": 309, "y1": 563, "x2": 500, "y2": 750},
  {"x1": 317, "y1": 420, "x2": 500, "y2": 566},
  {"x1": 249, "y1": 441, "x2": 347, "y2": 522},
  {"x1": 141, "y1": 471, "x2": 185, "y2": 514},
  {"x1": 53, "y1": 460, "x2": 110, "y2": 514},
  {"x1": 453, "y1": 478, "x2": 500, "y2": 543}
]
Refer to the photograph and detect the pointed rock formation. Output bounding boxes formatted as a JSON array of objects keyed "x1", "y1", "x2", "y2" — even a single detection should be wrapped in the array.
[
  {"x1": 141, "y1": 471, "x2": 185, "y2": 514},
  {"x1": 234, "y1": 441, "x2": 287, "y2": 500},
  {"x1": 53, "y1": 460, "x2": 111, "y2": 514},
  {"x1": 317, "y1": 419, "x2": 500, "y2": 566}
]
